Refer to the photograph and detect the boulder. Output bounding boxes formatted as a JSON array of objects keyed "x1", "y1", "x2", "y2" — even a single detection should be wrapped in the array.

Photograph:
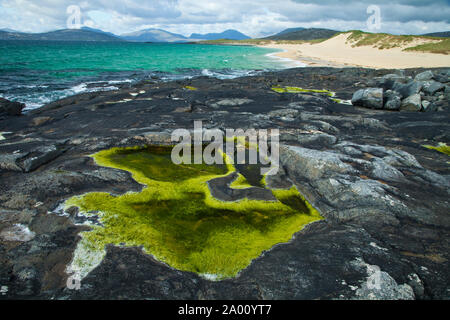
[
  {"x1": 351, "y1": 88, "x2": 383, "y2": 109},
  {"x1": 433, "y1": 72, "x2": 449, "y2": 84},
  {"x1": 422, "y1": 81, "x2": 445, "y2": 96},
  {"x1": 400, "y1": 94, "x2": 422, "y2": 112},
  {"x1": 384, "y1": 90, "x2": 402, "y2": 110},
  {"x1": 392, "y1": 81, "x2": 423, "y2": 98},
  {"x1": 414, "y1": 70, "x2": 434, "y2": 82},
  {"x1": 0, "y1": 98, "x2": 25, "y2": 116},
  {"x1": 370, "y1": 74, "x2": 411, "y2": 91},
  {"x1": 421, "y1": 100, "x2": 437, "y2": 112},
  {"x1": 445, "y1": 85, "x2": 450, "y2": 99}
]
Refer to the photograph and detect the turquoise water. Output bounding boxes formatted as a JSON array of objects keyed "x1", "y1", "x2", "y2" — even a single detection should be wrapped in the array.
[{"x1": 0, "y1": 41, "x2": 286, "y2": 110}]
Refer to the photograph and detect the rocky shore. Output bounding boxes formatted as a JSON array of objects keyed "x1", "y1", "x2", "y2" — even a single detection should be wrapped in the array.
[{"x1": 0, "y1": 67, "x2": 449, "y2": 300}]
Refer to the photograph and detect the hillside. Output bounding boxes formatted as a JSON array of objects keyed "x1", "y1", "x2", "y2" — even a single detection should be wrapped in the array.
[
  {"x1": 270, "y1": 27, "x2": 305, "y2": 37},
  {"x1": 421, "y1": 31, "x2": 450, "y2": 38},
  {"x1": 189, "y1": 29, "x2": 250, "y2": 41},
  {"x1": 0, "y1": 28, "x2": 20, "y2": 33},
  {"x1": 81, "y1": 27, "x2": 120, "y2": 39},
  {"x1": 121, "y1": 29, "x2": 188, "y2": 42},
  {"x1": 0, "y1": 29, "x2": 123, "y2": 41},
  {"x1": 265, "y1": 28, "x2": 339, "y2": 41}
]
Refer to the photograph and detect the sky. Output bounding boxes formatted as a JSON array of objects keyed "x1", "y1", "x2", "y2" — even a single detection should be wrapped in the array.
[{"x1": 0, "y1": 0, "x2": 449, "y2": 37}]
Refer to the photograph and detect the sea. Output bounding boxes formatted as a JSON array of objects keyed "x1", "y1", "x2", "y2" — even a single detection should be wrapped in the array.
[{"x1": 0, "y1": 41, "x2": 299, "y2": 111}]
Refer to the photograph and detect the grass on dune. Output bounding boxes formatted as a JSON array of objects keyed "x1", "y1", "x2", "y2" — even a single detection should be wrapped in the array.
[
  {"x1": 345, "y1": 30, "x2": 449, "y2": 54},
  {"x1": 404, "y1": 38, "x2": 450, "y2": 55}
]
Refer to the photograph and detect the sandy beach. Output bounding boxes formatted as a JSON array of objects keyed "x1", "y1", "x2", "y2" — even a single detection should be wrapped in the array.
[{"x1": 260, "y1": 33, "x2": 450, "y2": 69}]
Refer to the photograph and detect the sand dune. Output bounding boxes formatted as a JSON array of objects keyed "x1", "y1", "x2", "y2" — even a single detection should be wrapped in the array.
[{"x1": 261, "y1": 33, "x2": 450, "y2": 69}]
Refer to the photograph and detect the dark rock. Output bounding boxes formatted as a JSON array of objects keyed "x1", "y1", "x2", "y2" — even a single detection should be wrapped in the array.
[
  {"x1": 297, "y1": 132, "x2": 337, "y2": 146},
  {"x1": 210, "y1": 98, "x2": 254, "y2": 108},
  {"x1": 173, "y1": 105, "x2": 192, "y2": 113},
  {"x1": 433, "y1": 73, "x2": 449, "y2": 84},
  {"x1": 400, "y1": 94, "x2": 422, "y2": 112},
  {"x1": 207, "y1": 172, "x2": 276, "y2": 202},
  {"x1": 422, "y1": 100, "x2": 431, "y2": 111},
  {"x1": 393, "y1": 81, "x2": 423, "y2": 99},
  {"x1": 0, "y1": 153, "x2": 25, "y2": 171},
  {"x1": 414, "y1": 70, "x2": 434, "y2": 82},
  {"x1": 0, "y1": 98, "x2": 25, "y2": 116},
  {"x1": 20, "y1": 145, "x2": 65, "y2": 172},
  {"x1": 31, "y1": 117, "x2": 52, "y2": 126},
  {"x1": 351, "y1": 88, "x2": 383, "y2": 109},
  {"x1": 422, "y1": 81, "x2": 445, "y2": 96},
  {"x1": 369, "y1": 74, "x2": 411, "y2": 91},
  {"x1": 268, "y1": 108, "x2": 299, "y2": 120},
  {"x1": 384, "y1": 90, "x2": 402, "y2": 110}
]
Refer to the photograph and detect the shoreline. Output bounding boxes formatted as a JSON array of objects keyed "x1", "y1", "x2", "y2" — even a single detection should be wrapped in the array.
[
  {"x1": 264, "y1": 49, "x2": 307, "y2": 68},
  {"x1": 3, "y1": 37, "x2": 448, "y2": 112},
  {"x1": 256, "y1": 33, "x2": 450, "y2": 69},
  {"x1": 263, "y1": 45, "x2": 349, "y2": 68}
]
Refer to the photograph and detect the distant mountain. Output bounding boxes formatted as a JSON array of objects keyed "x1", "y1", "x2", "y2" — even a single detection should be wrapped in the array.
[
  {"x1": 270, "y1": 27, "x2": 305, "y2": 37},
  {"x1": 189, "y1": 29, "x2": 250, "y2": 41},
  {"x1": 0, "y1": 28, "x2": 20, "y2": 33},
  {"x1": 0, "y1": 29, "x2": 124, "y2": 41},
  {"x1": 421, "y1": 31, "x2": 450, "y2": 38},
  {"x1": 121, "y1": 29, "x2": 188, "y2": 43},
  {"x1": 81, "y1": 27, "x2": 120, "y2": 39},
  {"x1": 265, "y1": 28, "x2": 339, "y2": 41}
]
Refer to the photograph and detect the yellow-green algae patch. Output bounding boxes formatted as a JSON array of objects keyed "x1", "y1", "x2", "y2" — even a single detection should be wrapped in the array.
[
  {"x1": 331, "y1": 98, "x2": 352, "y2": 105},
  {"x1": 423, "y1": 143, "x2": 450, "y2": 156},
  {"x1": 271, "y1": 86, "x2": 335, "y2": 96},
  {"x1": 271, "y1": 86, "x2": 353, "y2": 105},
  {"x1": 65, "y1": 146, "x2": 322, "y2": 280}
]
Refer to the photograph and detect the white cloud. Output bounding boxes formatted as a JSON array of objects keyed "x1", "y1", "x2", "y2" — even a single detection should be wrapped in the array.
[{"x1": 0, "y1": 0, "x2": 449, "y2": 37}]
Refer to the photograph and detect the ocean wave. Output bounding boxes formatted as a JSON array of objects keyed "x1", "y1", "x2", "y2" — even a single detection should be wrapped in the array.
[
  {"x1": 265, "y1": 51, "x2": 307, "y2": 68},
  {"x1": 1, "y1": 82, "x2": 120, "y2": 112},
  {"x1": 3, "y1": 68, "x2": 278, "y2": 111}
]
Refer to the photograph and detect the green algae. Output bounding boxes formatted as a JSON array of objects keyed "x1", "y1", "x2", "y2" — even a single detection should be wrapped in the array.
[
  {"x1": 271, "y1": 86, "x2": 354, "y2": 105},
  {"x1": 271, "y1": 86, "x2": 335, "y2": 96},
  {"x1": 65, "y1": 146, "x2": 322, "y2": 280},
  {"x1": 423, "y1": 143, "x2": 450, "y2": 156},
  {"x1": 331, "y1": 98, "x2": 352, "y2": 105}
]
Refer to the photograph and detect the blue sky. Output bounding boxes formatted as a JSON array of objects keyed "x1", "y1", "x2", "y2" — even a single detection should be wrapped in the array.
[{"x1": 0, "y1": 0, "x2": 449, "y2": 37}]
